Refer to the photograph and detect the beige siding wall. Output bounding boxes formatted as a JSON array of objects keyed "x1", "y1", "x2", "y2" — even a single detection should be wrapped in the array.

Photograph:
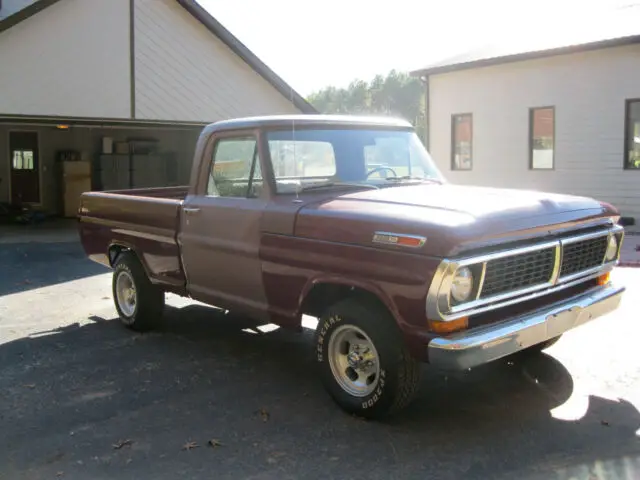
[
  {"x1": 133, "y1": 0, "x2": 300, "y2": 123},
  {"x1": 0, "y1": 0, "x2": 130, "y2": 118},
  {"x1": 429, "y1": 43, "x2": 640, "y2": 219}
]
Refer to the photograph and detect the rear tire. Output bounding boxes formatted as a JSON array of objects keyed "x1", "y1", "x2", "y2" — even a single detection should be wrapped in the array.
[
  {"x1": 314, "y1": 298, "x2": 421, "y2": 420},
  {"x1": 112, "y1": 252, "x2": 165, "y2": 332}
]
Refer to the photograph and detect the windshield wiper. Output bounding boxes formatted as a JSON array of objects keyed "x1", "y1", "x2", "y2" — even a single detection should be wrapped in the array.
[{"x1": 299, "y1": 182, "x2": 379, "y2": 192}]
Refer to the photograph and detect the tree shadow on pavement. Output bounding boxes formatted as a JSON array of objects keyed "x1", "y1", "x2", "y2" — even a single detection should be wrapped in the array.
[
  {"x1": 0, "y1": 241, "x2": 106, "y2": 296},
  {"x1": 0, "y1": 303, "x2": 638, "y2": 480}
]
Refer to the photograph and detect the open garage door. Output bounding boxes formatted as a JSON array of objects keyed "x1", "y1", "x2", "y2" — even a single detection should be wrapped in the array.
[{"x1": 1, "y1": 118, "x2": 204, "y2": 216}]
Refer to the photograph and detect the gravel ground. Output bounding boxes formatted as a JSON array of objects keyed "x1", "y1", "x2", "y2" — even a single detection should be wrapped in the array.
[{"x1": 0, "y1": 239, "x2": 639, "y2": 480}]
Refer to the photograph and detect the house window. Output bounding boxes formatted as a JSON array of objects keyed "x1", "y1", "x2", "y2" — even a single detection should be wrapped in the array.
[
  {"x1": 530, "y1": 107, "x2": 555, "y2": 169},
  {"x1": 625, "y1": 99, "x2": 640, "y2": 169},
  {"x1": 207, "y1": 137, "x2": 262, "y2": 198},
  {"x1": 12, "y1": 150, "x2": 35, "y2": 170},
  {"x1": 451, "y1": 114, "x2": 472, "y2": 170}
]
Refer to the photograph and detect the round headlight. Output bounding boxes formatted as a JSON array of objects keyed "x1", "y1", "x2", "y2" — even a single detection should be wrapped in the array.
[
  {"x1": 605, "y1": 235, "x2": 618, "y2": 261},
  {"x1": 451, "y1": 267, "x2": 474, "y2": 303}
]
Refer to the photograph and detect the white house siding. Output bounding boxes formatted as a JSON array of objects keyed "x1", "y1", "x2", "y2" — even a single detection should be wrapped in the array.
[
  {"x1": 0, "y1": 0, "x2": 130, "y2": 118},
  {"x1": 133, "y1": 0, "x2": 300, "y2": 123},
  {"x1": 429, "y1": 43, "x2": 640, "y2": 219},
  {"x1": 0, "y1": 0, "x2": 37, "y2": 20}
]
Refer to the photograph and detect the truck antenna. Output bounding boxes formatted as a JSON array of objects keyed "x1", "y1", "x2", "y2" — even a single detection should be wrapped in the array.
[{"x1": 291, "y1": 86, "x2": 301, "y2": 203}]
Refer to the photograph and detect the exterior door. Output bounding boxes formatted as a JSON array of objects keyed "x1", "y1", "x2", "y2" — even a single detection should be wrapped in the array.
[
  {"x1": 179, "y1": 134, "x2": 269, "y2": 321},
  {"x1": 9, "y1": 131, "x2": 40, "y2": 204}
]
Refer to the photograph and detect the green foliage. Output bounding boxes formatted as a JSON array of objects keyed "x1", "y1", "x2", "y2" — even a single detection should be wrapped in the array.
[{"x1": 307, "y1": 70, "x2": 427, "y2": 142}]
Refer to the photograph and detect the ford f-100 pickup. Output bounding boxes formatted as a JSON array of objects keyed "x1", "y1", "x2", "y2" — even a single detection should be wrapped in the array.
[{"x1": 79, "y1": 115, "x2": 625, "y2": 419}]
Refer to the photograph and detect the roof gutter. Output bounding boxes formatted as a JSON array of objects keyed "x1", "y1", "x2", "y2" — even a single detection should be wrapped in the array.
[{"x1": 0, "y1": 113, "x2": 207, "y2": 129}]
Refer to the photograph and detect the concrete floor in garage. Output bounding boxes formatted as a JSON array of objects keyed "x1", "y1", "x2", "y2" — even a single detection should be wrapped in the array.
[{"x1": 0, "y1": 222, "x2": 639, "y2": 480}]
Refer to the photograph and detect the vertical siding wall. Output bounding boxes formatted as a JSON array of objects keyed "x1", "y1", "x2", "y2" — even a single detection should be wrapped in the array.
[
  {"x1": 0, "y1": 0, "x2": 131, "y2": 118},
  {"x1": 429, "y1": 44, "x2": 640, "y2": 219},
  {"x1": 133, "y1": 0, "x2": 300, "y2": 123}
]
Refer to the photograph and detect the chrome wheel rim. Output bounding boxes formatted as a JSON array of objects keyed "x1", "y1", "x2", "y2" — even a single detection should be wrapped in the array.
[
  {"x1": 115, "y1": 271, "x2": 137, "y2": 318},
  {"x1": 327, "y1": 324, "x2": 380, "y2": 397}
]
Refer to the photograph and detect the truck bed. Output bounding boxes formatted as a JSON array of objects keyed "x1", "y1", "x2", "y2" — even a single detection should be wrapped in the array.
[{"x1": 78, "y1": 186, "x2": 188, "y2": 292}]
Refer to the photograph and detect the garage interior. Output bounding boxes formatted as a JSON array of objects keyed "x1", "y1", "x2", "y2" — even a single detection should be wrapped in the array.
[{"x1": 0, "y1": 118, "x2": 203, "y2": 221}]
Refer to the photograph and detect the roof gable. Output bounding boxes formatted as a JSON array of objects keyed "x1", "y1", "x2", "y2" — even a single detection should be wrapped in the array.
[
  {"x1": 175, "y1": 0, "x2": 314, "y2": 113},
  {"x1": 0, "y1": 0, "x2": 132, "y2": 118},
  {"x1": 0, "y1": 0, "x2": 315, "y2": 113}
]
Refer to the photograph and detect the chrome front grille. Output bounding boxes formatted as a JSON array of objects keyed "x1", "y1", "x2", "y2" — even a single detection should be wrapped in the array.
[
  {"x1": 481, "y1": 247, "x2": 556, "y2": 298},
  {"x1": 560, "y1": 236, "x2": 608, "y2": 278},
  {"x1": 427, "y1": 224, "x2": 624, "y2": 322},
  {"x1": 478, "y1": 230, "x2": 620, "y2": 299}
]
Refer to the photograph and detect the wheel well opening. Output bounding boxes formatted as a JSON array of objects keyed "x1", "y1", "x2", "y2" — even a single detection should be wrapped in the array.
[
  {"x1": 300, "y1": 283, "x2": 389, "y2": 318},
  {"x1": 108, "y1": 245, "x2": 131, "y2": 267}
]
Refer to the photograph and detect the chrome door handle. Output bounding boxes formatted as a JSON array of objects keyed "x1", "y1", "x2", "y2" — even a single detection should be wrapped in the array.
[{"x1": 183, "y1": 207, "x2": 201, "y2": 214}]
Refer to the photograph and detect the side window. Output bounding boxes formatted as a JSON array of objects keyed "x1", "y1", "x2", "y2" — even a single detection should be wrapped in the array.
[
  {"x1": 207, "y1": 137, "x2": 262, "y2": 198},
  {"x1": 626, "y1": 99, "x2": 640, "y2": 169},
  {"x1": 529, "y1": 107, "x2": 555, "y2": 170},
  {"x1": 451, "y1": 113, "x2": 473, "y2": 170}
]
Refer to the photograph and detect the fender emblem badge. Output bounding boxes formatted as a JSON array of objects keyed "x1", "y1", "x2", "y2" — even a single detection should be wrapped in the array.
[{"x1": 372, "y1": 232, "x2": 426, "y2": 248}]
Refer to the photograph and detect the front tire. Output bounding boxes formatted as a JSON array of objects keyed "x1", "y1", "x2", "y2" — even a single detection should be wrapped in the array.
[
  {"x1": 315, "y1": 298, "x2": 421, "y2": 419},
  {"x1": 112, "y1": 252, "x2": 165, "y2": 332}
]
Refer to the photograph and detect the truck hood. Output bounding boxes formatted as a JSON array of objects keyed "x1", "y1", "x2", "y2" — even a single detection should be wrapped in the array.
[{"x1": 294, "y1": 184, "x2": 618, "y2": 257}]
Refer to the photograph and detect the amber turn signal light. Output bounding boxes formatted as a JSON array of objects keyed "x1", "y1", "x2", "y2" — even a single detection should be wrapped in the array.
[
  {"x1": 597, "y1": 272, "x2": 611, "y2": 286},
  {"x1": 428, "y1": 317, "x2": 469, "y2": 334},
  {"x1": 396, "y1": 236, "x2": 424, "y2": 247}
]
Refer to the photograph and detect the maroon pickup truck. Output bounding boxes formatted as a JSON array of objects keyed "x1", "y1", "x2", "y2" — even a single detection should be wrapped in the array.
[{"x1": 79, "y1": 115, "x2": 625, "y2": 419}]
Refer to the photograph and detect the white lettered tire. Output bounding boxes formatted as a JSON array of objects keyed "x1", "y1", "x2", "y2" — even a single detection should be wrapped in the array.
[
  {"x1": 112, "y1": 252, "x2": 165, "y2": 332},
  {"x1": 315, "y1": 298, "x2": 421, "y2": 419}
]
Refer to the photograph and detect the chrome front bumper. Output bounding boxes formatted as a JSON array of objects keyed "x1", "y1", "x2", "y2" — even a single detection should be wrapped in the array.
[{"x1": 427, "y1": 283, "x2": 625, "y2": 371}]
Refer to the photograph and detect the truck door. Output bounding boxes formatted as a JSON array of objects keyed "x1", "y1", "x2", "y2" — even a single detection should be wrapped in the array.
[{"x1": 178, "y1": 132, "x2": 269, "y2": 321}]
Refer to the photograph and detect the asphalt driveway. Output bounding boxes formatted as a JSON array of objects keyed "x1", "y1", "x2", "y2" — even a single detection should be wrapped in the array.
[{"x1": 0, "y1": 237, "x2": 639, "y2": 480}]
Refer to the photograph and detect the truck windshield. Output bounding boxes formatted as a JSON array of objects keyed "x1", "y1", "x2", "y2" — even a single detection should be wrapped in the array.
[{"x1": 265, "y1": 128, "x2": 444, "y2": 194}]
